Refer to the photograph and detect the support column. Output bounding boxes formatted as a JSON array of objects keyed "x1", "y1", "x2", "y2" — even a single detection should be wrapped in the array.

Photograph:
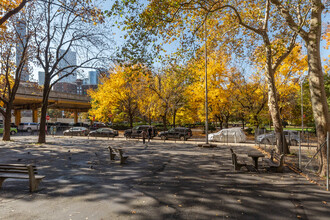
[
  {"x1": 74, "y1": 110, "x2": 78, "y2": 124},
  {"x1": 14, "y1": 110, "x2": 21, "y2": 125},
  {"x1": 32, "y1": 109, "x2": 38, "y2": 123}
]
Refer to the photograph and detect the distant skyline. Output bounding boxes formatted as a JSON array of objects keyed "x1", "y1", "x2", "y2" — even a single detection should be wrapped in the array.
[
  {"x1": 58, "y1": 49, "x2": 77, "y2": 83},
  {"x1": 16, "y1": 19, "x2": 30, "y2": 81}
]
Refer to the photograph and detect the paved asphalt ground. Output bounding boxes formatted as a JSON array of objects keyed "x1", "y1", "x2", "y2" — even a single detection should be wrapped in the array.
[{"x1": 0, "y1": 136, "x2": 329, "y2": 220}]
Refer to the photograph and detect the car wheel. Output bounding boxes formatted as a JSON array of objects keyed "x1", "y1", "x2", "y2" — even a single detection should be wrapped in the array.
[
  {"x1": 27, "y1": 128, "x2": 32, "y2": 132},
  {"x1": 10, "y1": 130, "x2": 16, "y2": 135},
  {"x1": 161, "y1": 135, "x2": 167, "y2": 140},
  {"x1": 180, "y1": 136, "x2": 186, "y2": 141},
  {"x1": 290, "y1": 140, "x2": 298, "y2": 146}
]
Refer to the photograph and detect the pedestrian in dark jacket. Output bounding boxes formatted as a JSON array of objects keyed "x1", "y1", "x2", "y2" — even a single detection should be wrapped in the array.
[
  {"x1": 147, "y1": 127, "x2": 153, "y2": 142},
  {"x1": 141, "y1": 130, "x2": 147, "y2": 144}
]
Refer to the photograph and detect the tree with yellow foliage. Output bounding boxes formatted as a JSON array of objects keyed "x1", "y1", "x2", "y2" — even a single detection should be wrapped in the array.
[
  {"x1": 228, "y1": 70, "x2": 268, "y2": 129},
  {"x1": 111, "y1": 0, "x2": 308, "y2": 154},
  {"x1": 0, "y1": 0, "x2": 29, "y2": 27},
  {"x1": 148, "y1": 64, "x2": 188, "y2": 130},
  {"x1": 89, "y1": 64, "x2": 150, "y2": 128},
  {"x1": 185, "y1": 49, "x2": 231, "y2": 130}
]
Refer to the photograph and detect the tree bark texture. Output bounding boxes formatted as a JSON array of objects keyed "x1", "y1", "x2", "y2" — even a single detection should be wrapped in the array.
[
  {"x1": 2, "y1": 107, "x2": 12, "y2": 141},
  {"x1": 271, "y1": 0, "x2": 328, "y2": 175},
  {"x1": 38, "y1": 81, "x2": 50, "y2": 144},
  {"x1": 306, "y1": 12, "x2": 330, "y2": 176},
  {"x1": 265, "y1": 66, "x2": 289, "y2": 154}
]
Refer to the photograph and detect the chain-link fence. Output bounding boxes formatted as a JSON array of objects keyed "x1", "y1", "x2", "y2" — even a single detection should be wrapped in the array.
[{"x1": 256, "y1": 130, "x2": 330, "y2": 190}]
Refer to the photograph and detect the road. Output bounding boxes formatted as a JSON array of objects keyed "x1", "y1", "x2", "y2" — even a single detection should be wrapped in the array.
[{"x1": 0, "y1": 136, "x2": 329, "y2": 219}]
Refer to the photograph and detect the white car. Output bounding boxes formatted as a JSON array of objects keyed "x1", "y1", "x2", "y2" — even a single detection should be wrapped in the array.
[
  {"x1": 18, "y1": 122, "x2": 40, "y2": 132},
  {"x1": 208, "y1": 128, "x2": 246, "y2": 143}
]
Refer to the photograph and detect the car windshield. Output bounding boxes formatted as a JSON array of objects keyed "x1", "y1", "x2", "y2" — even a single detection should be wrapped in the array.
[{"x1": 168, "y1": 128, "x2": 175, "y2": 132}]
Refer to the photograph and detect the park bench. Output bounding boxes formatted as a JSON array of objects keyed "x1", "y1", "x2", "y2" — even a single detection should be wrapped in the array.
[
  {"x1": 264, "y1": 150, "x2": 285, "y2": 172},
  {"x1": 230, "y1": 149, "x2": 247, "y2": 171},
  {"x1": 108, "y1": 147, "x2": 129, "y2": 164},
  {"x1": 0, "y1": 164, "x2": 45, "y2": 192}
]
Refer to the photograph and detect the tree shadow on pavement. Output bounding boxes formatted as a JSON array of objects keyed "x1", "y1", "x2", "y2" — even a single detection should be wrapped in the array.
[{"x1": 0, "y1": 138, "x2": 329, "y2": 219}]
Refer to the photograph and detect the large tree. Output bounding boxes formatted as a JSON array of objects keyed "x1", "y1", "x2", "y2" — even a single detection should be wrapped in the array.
[
  {"x1": 33, "y1": 0, "x2": 108, "y2": 143},
  {"x1": 228, "y1": 70, "x2": 268, "y2": 129},
  {"x1": 111, "y1": 0, "x2": 309, "y2": 153},
  {"x1": 270, "y1": 0, "x2": 329, "y2": 175},
  {"x1": 0, "y1": 10, "x2": 33, "y2": 141},
  {"x1": 89, "y1": 64, "x2": 149, "y2": 127}
]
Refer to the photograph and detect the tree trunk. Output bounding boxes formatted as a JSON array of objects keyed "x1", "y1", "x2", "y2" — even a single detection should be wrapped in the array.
[
  {"x1": 306, "y1": 14, "x2": 330, "y2": 176},
  {"x1": 38, "y1": 102, "x2": 48, "y2": 143},
  {"x1": 271, "y1": 0, "x2": 328, "y2": 175},
  {"x1": 129, "y1": 113, "x2": 133, "y2": 128},
  {"x1": 163, "y1": 112, "x2": 167, "y2": 131},
  {"x1": 216, "y1": 115, "x2": 223, "y2": 130},
  {"x1": 254, "y1": 115, "x2": 259, "y2": 128},
  {"x1": 265, "y1": 69, "x2": 289, "y2": 154},
  {"x1": 38, "y1": 81, "x2": 50, "y2": 144},
  {"x1": 172, "y1": 109, "x2": 177, "y2": 128},
  {"x1": 225, "y1": 115, "x2": 229, "y2": 128},
  {"x1": 2, "y1": 107, "x2": 12, "y2": 141}
]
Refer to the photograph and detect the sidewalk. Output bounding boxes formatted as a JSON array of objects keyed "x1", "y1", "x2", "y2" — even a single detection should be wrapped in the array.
[{"x1": 0, "y1": 136, "x2": 329, "y2": 219}]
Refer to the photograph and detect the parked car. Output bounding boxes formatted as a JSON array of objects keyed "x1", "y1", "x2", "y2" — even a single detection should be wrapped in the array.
[
  {"x1": 18, "y1": 122, "x2": 40, "y2": 132},
  {"x1": 208, "y1": 128, "x2": 246, "y2": 143},
  {"x1": 88, "y1": 128, "x2": 118, "y2": 137},
  {"x1": 72, "y1": 122, "x2": 90, "y2": 128},
  {"x1": 0, "y1": 124, "x2": 17, "y2": 135},
  {"x1": 158, "y1": 127, "x2": 192, "y2": 141},
  {"x1": 90, "y1": 122, "x2": 107, "y2": 130},
  {"x1": 63, "y1": 127, "x2": 89, "y2": 136},
  {"x1": 10, "y1": 123, "x2": 18, "y2": 129},
  {"x1": 256, "y1": 130, "x2": 303, "y2": 146},
  {"x1": 54, "y1": 122, "x2": 70, "y2": 131},
  {"x1": 124, "y1": 125, "x2": 157, "y2": 138}
]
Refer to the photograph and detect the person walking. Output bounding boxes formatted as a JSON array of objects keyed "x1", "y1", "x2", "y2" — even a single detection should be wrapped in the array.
[
  {"x1": 141, "y1": 130, "x2": 147, "y2": 144},
  {"x1": 147, "y1": 126, "x2": 153, "y2": 142}
]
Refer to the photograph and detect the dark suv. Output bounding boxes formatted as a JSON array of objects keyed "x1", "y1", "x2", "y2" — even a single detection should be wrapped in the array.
[
  {"x1": 124, "y1": 125, "x2": 157, "y2": 138},
  {"x1": 158, "y1": 127, "x2": 192, "y2": 141}
]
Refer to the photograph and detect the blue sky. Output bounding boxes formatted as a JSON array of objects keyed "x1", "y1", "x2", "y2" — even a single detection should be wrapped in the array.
[
  {"x1": 104, "y1": 0, "x2": 329, "y2": 72},
  {"x1": 30, "y1": 1, "x2": 329, "y2": 81}
]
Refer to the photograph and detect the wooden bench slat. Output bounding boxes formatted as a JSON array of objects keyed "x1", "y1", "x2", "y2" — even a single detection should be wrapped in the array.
[
  {"x1": 0, "y1": 164, "x2": 44, "y2": 192},
  {"x1": 0, "y1": 166, "x2": 37, "y2": 171},
  {"x1": 0, "y1": 164, "x2": 36, "y2": 167},
  {"x1": 0, "y1": 170, "x2": 37, "y2": 174},
  {"x1": 0, "y1": 174, "x2": 45, "y2": 179}
]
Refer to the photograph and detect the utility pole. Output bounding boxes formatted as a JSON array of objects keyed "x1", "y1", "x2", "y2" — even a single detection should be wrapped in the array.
[
  {"x1": 301, "y1": 79, "x2": 304, "y2": 134},
  {"x1": 205, "y1": 18, "x2": 209, "y2": 145}
]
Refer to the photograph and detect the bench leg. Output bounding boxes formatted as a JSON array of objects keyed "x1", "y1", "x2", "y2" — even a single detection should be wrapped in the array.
[
  {"x1": 120, "y1": 156, "x2": 128, "y2": 164},
  {"x1": 0, "y1": 177, "x2": 6, "y2": 189},
  {"x1": 110, "y1": 152, "x2": 116, "y2": 161},
  {"x1": 29, "y1": 178, "x2": 43, "y2": 192}
]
